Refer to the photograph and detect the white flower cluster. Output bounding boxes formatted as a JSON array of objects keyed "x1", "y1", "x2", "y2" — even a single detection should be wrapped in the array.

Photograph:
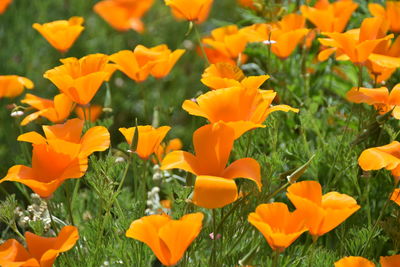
[{"x1": 14, "y1": 193, "x2": 51, "y2": 232}]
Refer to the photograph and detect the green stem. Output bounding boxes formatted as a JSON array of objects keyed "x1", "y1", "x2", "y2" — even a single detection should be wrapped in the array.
[
  {"x1": 64, "y1": 185, "x2": 75, "y2": 226},
  {"x1": 193, "y1": 23, "x2": 209, "y2": 65},
  {"x1": 272, "y1": 250, "x2": 280, "y2": 267},
  {"x1": 45, "y1": 199, "x2": 59, "y2": 234},
  {"x1": 209, "y1": 209, "x2": 217, "y2": 266}
]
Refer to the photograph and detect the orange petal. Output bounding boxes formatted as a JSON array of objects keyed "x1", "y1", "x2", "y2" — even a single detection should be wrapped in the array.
[
  {"x1": 43, "y1": 118, "x2": 84, "y2": 143},
  {"x1": 160, "y1": 150, "x2": 199, "y2": 175},
  {"x1": 222, "y1": 158, "x2": 261, "y2": 190},
  {"x1": 17, "y1": 131, "x2": 47, "y2": 145},
  {"x1": 380, "y1": 254, "x2": 400, "y2": 267},
  {"x1": 80, "y1": 126, "x2": 110, "y2": 157},
  {"x1": 26, "y1": 225, "x2": 79, "y2": 267},
  {"x1": 158, "y1": 213, "x2": 204, "y2": 265},
  {"x1": 390, "y1": 189, "x2": 400, "y2": 206},
  {"x1": 335, "y1": 256, "x2": 375, "y2": 267},
  {"x1": 358, "y1": 142, "x2": 400, "y2": 172},
  {"x1": 346, "y1": 87, "x2": 389, "y2": 105},
  {"x1": 0, "y1": 239, "x2": 39, "y2": 267},
  {"x1": 192, "y1": 175, "x2": 238, "y2": 209}
]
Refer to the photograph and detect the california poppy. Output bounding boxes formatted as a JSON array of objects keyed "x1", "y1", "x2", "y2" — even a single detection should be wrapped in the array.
[
  {"x1": 301, "y1": 0, "x2": 358, "y2": 33},
  {"x1": 75, "y1": 104, "x2": 103, "y2": 122},
  {"x1": 0, "y1": 0, "x2": 12, "y2": 14},
  {"x1": 119, "y1": 125, "x2": 171, "y2": 159},
  {"x1": 154, "y1": 138, "x2": 182, "y2": 164},
  {"x1": 201, "y1": 62, "x2": 245, "y2": 90},
  {"x1": 21, "y1": 93, "x2": 74, "y2": 126},
  {"x1": 391, "y1": 189, "x2": 400, "y2": 206},
  {"x1": 161, "y1": 122, "x2": 261, "y2": 209},
  {"x1": 248, "y1": 202, "x2": 308, "y2": 252},
  {"x1": 0, "y1": 119, "x2": 110, "y2": 197},
  {"x1": 358, "y1": 141, "x2": 400, "y2": 180},
  {"x1": 44, "y1": 54, "x2": 116, "y2": 105},
  {"x1": 33, "y1": 17, "x2": 84, "y2": 53},
  {"x1": 268, "y1": 14, "x2": 310, "y2": 59},
  {"x1": 318, "y1": 17, "x2": 394, "y2": 64},
  {"x1": 346, "y1": 84, "x2": 400, "y2": 119},
  {"x1": 380, "y1": 254, "x2": 400, "y2": 267},
  {"x1": 334, "y1": 256, "x2": 375, "y2": 267},
  {"x1": 202, "y1": 25, "x2": 249, "y2": 64},
  {"x1": 94, "y1": 0, "x2": 154, "y2": 33},
  {"x1": 286, "y1": 180, "x2": 360, "y2": 237},
  {"x1": 126, "y1": 212, "x2": 203, "y2": 266},
  {"x1": 0, "y1": 225, "x2": 79, "y2": 267},
  {"x1": 164, "y1": 0, "x2": 213, "y2": 24},
  {"x1": 0, "y1": 75, "x2": 34, "y2": 99},
  {"x1": 182, "y1": 76, "x2": 298, "y2": 138},
  {"x1": 369, "y1": 1, "x2": 400, "y2": 33}
]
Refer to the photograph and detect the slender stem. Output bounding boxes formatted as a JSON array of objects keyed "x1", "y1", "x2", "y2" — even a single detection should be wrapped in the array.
[
  {"x1": 64, "y1": 185, "x2": 75, "y2": 226},
  {"x1": 361, "y1": 179, "x2": 399, "y2": 255},
  {"x1": 193, "y1": 23, "x2": 209, "y2": 65},
  {"x1": 357, "y1": 64, "x2": 363, "y2": 90},
  {"x1": 272, "y1": 250, "x2": 280, "y2": 267},
  {"x1": 11, "y1": 222, "x2": 25, "y2": 241},
  {"x1": 45, "y1": 199, "x2": 59, "y2": 234},
  {"x1": 209, "y1": 209, "x2": 217, "y2": 266}
]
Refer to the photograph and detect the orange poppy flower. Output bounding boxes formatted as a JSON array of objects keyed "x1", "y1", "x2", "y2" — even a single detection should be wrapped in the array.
[
  {"x1": 0, "y1": 75, "x2": 34, "y2": 99},
  {"x1": 318, "y1": 17, "x2": 394, "y2": 64},
  {"x1": 119, "y1": 125, "x2": 171, "y2": 160},
  {"x1": 161, "y1": 122, "x2": 261, "y2": 209},
  {"x1": 75, "y1": 104, "x2": 103, "y2": 122},
  {"x1": 358, "y1": 141, "x2": 400, "y2": 180},
  {"x1": 0, "y1": 225, "x2": 79, "y2": 267},
  {"x1": 201, "y1": 62, "x2": 245, "y2": 90},
  {"x1": 365, "y1": 35, "x2": 400, "y2": 84},
  {"x1": 164, "y1": 0, "x2": 213, "y2": 24},
  {"x1": 1, "y1": 119, "x2": 110, "y2": 197},
  {"x1": 334, "y1": 256, "x2": 375, "y2": 267},
  {"x1": 286, "y1": 180, "x2": 360, "y2": 237},
  {"x1": 94, "y1": 0, "x2": 154, "y2": 33},
  {"x1": 391, "y1": 189, "x2": 400, "y2": 206},
  {"x1": 182, "y1": 76, "x2": 298, "y2": 138},
  {"x1": 369, "y1": 1, "x2": 400, "y2": 33},
  {"x1": 110, "y1": 44, "x2": 184, "y2": 82},
  {"x1": 126, "y1": 212, "x2": 203, "y2": 266},
  {"x1": 300, "y1": 0, "x2": 358, "y2": 33},
  {"x1": 380, "y1": 254, "x2": 400, "y2": 267},
  {"x1": 202, "y1": 25, "x2": 249, "y2": 64},
  {"x1": 248, "y1": 202, "x2": 308, "y2": 252},
  {"x1": 346, "y1": 84, "x2": 400, "y2": 119},
  {"x1": 0, "y1": 0, "x2": 12, "y2": 14},
  {"x1": 21, "y1": 93, "x2": 74, "y2": 126},
  {"x1": 44, "y1": 54, "x2": 116, "y2": 105},
  {"x1": 154, "y1": 138, "x2": 182, "y2": 164},
  {"x1": 33, "y1": 17, "x2": 84, "y2": 53},
  {"x1": 268, "y1": 14, "x2": 310, "y2": 59}
]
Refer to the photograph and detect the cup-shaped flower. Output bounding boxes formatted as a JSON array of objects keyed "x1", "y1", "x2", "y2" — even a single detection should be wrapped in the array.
[
  {"x1": 201, "y1": 63, "x2": 245, "y2": 90},
  {"x1": 0, "y1": 225, "x2": 79, "y2": 267},
  {"x1": 75, "y1": 105, "x2": 103, "y2": 122},
  {"x1": 119, "y1": 125, "x2": 171, "y2": 160},
  {"x1": 161, "y1": 122, "x2": 261, "y2": 209},
  {"x1": 346, "y1": 84, "x2": 400, "y2": 119},
  {"x1": 110, "y1": 44, "x2": 184, "y2": 82},
  {"x1": 380, "y1": 254, "x2": 400, "y2": 267},
  {"x1": 94, "y1": 0, "x2": 154, "y2": 33},
  {"x1": 268, "y1": 14, "x2": 310, "y2": 59},
  {"x1": 301, "y1": 0, "x2": 358, "y2": 33},
  {"x1": 369, "y1": 1, "x2": 400, "y2": 33},
  {"x1": 0, "y1": 0, "x2": 12, "y2": 14},
  {"x1": 165, "y1": 0, "x2": 213, "y2": 24},
  {"x1": 134, "y1": 44, "x2": 185, "y2": 79},
  {"x1": 126, "y1": 213, "x2": 203, "y2": 266},
  {"x1": 0, "y1": 119, "x2": 110, "y2": 197},
  {"x1": 391, "y1": 189, "x2": 400, "y2": 206},
  {"x1": 182, "y1": 76, "x2": 298, "y2": 139},
  {"x1": 334, "y1": 256, "x2": 375, "y2": 267},
  {"x1": 318, "y1": 17, "x2": 394, "y2": 64},
  {"x1": 358, "y1": 141, "x2": 400, "y2": 179},
  {"x1": 286, "y1": 180, "x2": 360, "y2": 237},
  {"x1": 0, "y1": 75, "x2": 34, "y2": 98},
  {"x1": 33, "y1": 17, "x2": 84, "y2": 53},
  {"x1": 248, "y1": 202, "x2": 308, "y2": 252},
  {"x1": 44, "y1": 54, "x2": 116, "y2": 105},
  {"x1": 202, "y1": 25, "x2": 249, "y2": 64},
  {"x1": 21, "y1": 93, "x2": 74, "y2": 126}
]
